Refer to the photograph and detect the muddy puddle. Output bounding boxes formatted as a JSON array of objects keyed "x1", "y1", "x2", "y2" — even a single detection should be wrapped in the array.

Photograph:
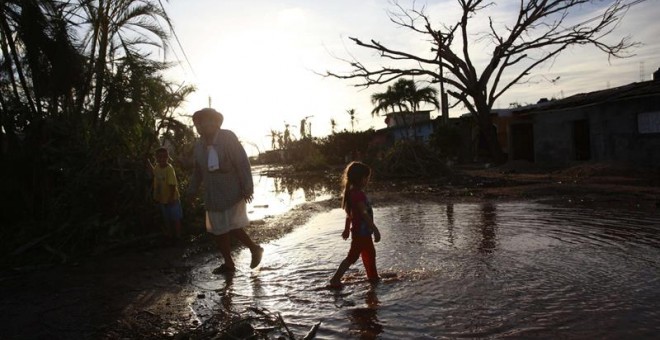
[{"x1": 187, "y1": 200, "x2": 660, "y2": 339}]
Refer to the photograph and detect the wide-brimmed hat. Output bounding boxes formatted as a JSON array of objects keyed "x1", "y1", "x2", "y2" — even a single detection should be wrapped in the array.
[{"x1": 192, "y1": 108, "x2": 224, "y2": 126}]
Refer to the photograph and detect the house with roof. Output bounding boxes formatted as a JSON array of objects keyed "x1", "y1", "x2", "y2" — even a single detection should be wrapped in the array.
[
  {"x1": 369, "y1": 110, "x2": 436, "y2": 150},
  {"x1": 383, "y1": 110, "x2": 435, "y2": 143},
  {"x1": 509, "y1": 69, "x2": 660, "y2": 168},
  {"x1": 365, "y1": 110, "x2": 437, "y2": 161}
]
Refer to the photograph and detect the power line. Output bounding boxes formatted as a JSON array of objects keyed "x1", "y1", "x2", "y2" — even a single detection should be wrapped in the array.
[{"x1": 157, "y1": 0, "x2": 197, "y2": 79}]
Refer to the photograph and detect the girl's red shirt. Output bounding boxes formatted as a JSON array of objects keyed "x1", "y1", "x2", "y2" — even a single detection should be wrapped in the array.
[{"x1": 349, "y1": 188, "x2": 373, "y2": 237}]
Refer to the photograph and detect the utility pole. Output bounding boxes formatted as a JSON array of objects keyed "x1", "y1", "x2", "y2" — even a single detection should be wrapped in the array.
[{"x1": 437, "y1": 35, "x2": 449, "y2": 125}]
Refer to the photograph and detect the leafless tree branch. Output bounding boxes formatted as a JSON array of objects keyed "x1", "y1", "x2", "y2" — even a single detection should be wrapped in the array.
[{"x1": 323, "y1": 0, "x2": 639, "y2": 162}]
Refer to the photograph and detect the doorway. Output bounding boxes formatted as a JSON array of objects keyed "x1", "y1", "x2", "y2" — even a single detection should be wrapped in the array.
[
  {"x1": 573, "y1": 119, "x2": 590, "y2": 161},
  {"x1": 510, "y1": 123, "x2": 534, "y2": 161}
]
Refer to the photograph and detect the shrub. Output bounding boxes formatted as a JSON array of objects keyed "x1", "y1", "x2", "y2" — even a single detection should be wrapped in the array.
[{"x1": 375, "y1": 141, "x2": 448, "y2": 178}]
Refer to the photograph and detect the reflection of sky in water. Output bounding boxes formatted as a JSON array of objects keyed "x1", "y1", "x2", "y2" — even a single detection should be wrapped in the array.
[
  {"x1": 191, "y1": 201, "x2": 660, "y2": 339},
  {"x1": 246, "y1": 166, "x2": 334, "y2": 221}
]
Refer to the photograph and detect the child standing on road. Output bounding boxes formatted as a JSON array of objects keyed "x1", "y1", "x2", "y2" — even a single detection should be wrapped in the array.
[
  {"x1": 330, "y1": 161, "x2": 381, "y2": 288},
  {"x1": 150, "y1": 147, "x2": 183, "y2": 240}
]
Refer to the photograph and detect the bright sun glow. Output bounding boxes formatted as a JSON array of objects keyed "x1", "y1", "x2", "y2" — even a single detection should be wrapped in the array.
[
  {"x1": 165, "y1": 0, "x2": 660, "y2": 156},
  {"x1": 171, "y1": 5, "x2": 368, "y2": 156}
]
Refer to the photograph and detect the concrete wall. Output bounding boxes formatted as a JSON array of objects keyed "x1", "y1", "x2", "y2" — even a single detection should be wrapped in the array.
[
  {"x1": 533, "y1": 110, "x2": 585, "y2": 165},
  {"x1": 391, "y1": 122, "x2": 434, "y2": 143},
  {"x1": 532, "y1": 96, "x2": 660, "y2": 167}
]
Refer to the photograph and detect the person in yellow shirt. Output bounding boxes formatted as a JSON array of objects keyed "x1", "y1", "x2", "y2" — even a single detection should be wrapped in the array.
[{"x1": 150, "y1": 147, "x2": 183, "y2": 241}]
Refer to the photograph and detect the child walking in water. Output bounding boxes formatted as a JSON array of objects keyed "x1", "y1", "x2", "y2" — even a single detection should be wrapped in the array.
[{"x1": 330, "y1": 161, "x2": 381, "y2": 288}]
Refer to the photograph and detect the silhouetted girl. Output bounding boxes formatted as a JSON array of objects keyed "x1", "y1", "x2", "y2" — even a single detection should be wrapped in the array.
[{"x1": 330, "y1": 161, "x2": 381, "y2": 288}]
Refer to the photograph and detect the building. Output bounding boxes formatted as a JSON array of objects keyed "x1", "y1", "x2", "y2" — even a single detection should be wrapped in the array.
[
  {"x1": 510, "y1": 71, "x2": 660, "y2": 168},
  {"x1": 380, "y1": 110, "x2": 435, "y2": 144}
]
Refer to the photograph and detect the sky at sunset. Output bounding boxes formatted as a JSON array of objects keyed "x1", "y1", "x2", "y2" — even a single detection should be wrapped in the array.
[{"x1": 162, "y1": 0, "x2": 660, "y2": 155}]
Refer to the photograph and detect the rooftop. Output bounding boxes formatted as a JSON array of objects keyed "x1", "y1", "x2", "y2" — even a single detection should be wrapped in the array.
[{"x1": 514, "y1": 79, "x2": 660, "y2": 114}]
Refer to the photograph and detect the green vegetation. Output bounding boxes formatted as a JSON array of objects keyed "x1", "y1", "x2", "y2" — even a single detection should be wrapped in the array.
[
  {"x1": 378, "y1": 141, "x2": 449, "y2": 178},
  {"x1": 260, "y1": 124, "x2": 457, "y2": 178},
  {"x1": 263, "y1": 77, "x2": 456, "y2": 176},
  {"x1": 262, "y1": 77, "x2": 458, "y2": 176},
  {"x1": 0, "y1": 0, "x2": 196, "y2": 266},
  {"x1": 0, "y1": 0, "x2": 461, "y2": 268},
  {"x1": 259, "y1": 130, "x2": 376, "y2": 171}
]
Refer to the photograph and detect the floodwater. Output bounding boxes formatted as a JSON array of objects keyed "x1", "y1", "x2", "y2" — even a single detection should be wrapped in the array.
[
  {"x1": 246, "y1": 165, "x2": 335, "y2": 221},
  {"x1": 190, "y1": 170, "x2": 660, "y2": 339}
]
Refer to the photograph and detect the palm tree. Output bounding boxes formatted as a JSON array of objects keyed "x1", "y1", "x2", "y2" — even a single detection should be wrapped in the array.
[
  {"x1": 330, "y1": 118, "x2": 337, "y2": 134},
  {"x1": 0, "y1": 0, "x2": 40, "y2": 116},
  {"x1": 370, "y1": 86, "x2": 407, "y2": 117},
  {"x1": 370, "y1": 78, "x2": 439, "y2": 139},
  {"x1": 268, "y1": 129, "x2": 280, "y2": 150},
  {"x1": 346, "y1": 108, "x2": 356, "y2": 131},
  {"x1": 0, "y1": 0, "x2": 85, "y2": 138},
  {"x1": 78, "y1": 0, "x2": 173, "y2": 127},
  {"x1": 371, "y1": 78, "x2": 439, "y2": 116},
  {"x1": 403, "y1": 79, "x2": 439, "y2": 114},
  {"x1": 283, "y1": 123, "x2": 292, "y2": 146}
]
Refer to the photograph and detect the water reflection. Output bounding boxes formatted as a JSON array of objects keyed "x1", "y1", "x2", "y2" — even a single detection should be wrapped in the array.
[
  {"x1": 477, "y1": 203, "x2": 497, "y2": 254},
  {"x1": 446, "y1": 203, "x2": 455, "y2": 246},
  {"x1": 219, "y1": 274, "x2": 234, "y2": 313},
  {"x1": 248, "y1": 167, "x2": 334, "y2": 220},
  {"x1": 190, "y1": 201, "x2": 660, "y2": 339},
  {"x1": 272, "y1": 175, "x2": 332, "y2": 202},
  {"x1": 348, "y1": 288, "x2": 383, "y2": 339}
]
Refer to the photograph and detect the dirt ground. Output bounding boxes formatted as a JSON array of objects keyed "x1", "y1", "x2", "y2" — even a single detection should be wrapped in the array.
[
  {"x1": 373, "y1": 161, "x2": 660, "y2": 209},
  {"x1": 0, "y1": 162, "x2": 658, "y2": 339}
]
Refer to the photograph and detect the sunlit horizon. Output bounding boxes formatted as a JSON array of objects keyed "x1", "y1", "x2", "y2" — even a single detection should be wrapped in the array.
[{"x1": 163, "y1": 0, "x2": 660, "y2": 156}]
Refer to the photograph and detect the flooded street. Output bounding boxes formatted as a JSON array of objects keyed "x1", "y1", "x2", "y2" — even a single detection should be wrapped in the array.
[
  {"x1": 188, "y1": 170, "x2": 660, "y2": 339},
  {"x1": 246, "y1": 165, "x2": 335, "y2": 221}
]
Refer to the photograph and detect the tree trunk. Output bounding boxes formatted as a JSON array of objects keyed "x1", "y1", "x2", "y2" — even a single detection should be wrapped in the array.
[
  {"x1": 478, "y1": 114, "x2": 506, "y2": 164},
  {"x1": 91, "y1": 2, "x2": 109, "y2": 128}
]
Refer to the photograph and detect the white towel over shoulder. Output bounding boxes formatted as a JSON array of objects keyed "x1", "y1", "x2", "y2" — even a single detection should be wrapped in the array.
[{"x1": 207, "y1": 145, "x2": 219, "y2": 171}]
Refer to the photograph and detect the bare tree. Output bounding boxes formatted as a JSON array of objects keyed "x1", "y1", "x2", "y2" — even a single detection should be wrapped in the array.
[{"x1": 326, "y1": 0, "x2": 636, "y2": 163}]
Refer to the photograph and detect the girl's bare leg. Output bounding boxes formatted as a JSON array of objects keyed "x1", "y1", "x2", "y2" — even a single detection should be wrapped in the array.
[{"x1": 330, "y1": 259, "x2": 351, "y2": 286}]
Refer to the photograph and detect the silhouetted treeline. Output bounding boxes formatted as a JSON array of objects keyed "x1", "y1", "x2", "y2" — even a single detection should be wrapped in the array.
[{"x1": 0, "y1": 0, "x2": 195, "y2": 266}]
